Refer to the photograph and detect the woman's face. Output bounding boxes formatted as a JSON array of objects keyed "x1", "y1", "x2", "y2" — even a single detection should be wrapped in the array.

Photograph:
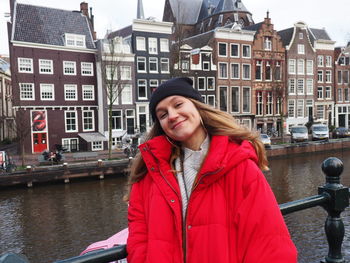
[{"x1": 155, "y1": 96, "x2": 206, "y2": 149}]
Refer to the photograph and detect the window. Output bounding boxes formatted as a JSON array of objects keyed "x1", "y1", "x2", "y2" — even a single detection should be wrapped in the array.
[
  {"x1": 39, "y1": 59, "x2": 53, "y2": 74},
  {"x1": 111, "y1": 110, "x2": 122, "y2": 130},
  {"x1": 65, "y1": 33, "x2": 85, "y2": 48},
  {"x1": 149, "y1": 79, "x2": 158, "y2": 94},
  {"x1": 149, "y1": 57, "x2": 158, "y2": 73},
  {"x1": 18, "y1": 58, "x2": 33, "y2": 73},
  {"x1": 337, "y1": 88, "x2": 343, "y2": 102},
  {"x1": 65, "y1": 111, "x2": 77, "y2": 132},
  {"x1": 138, "y1": 79, "x2": 147, "y2": 99},
  {"x1": 82, "y1": 85, "x2": 94, "y2": 100},
  {"x1": 288, "y1": 59, "x2": 296, "y2": 74},
  {"x1": 288, "y1": 100, "x2": 295, "y2": 117},
  {"x1": 265, "y1": 61, "x2": 271, "y2": 80},
  {"x1": 83, "y1": 110, "x2": 94, "y2": 131},
  {"x1": 63, "y1": 61, "x2": 76, "y2": 75},
  {"x1": 64, "y1": 85, "x2": 77, "y2": 100},
  {"x1": 231, "y1": 44, "x2": 239, "y2": 57},
  {"x1": 297, "y1": 79, "x2": 304, "y2": 95},
  {"x1": 288, "y1": 79, "x2": 296, "y2": 94},
  {"x1": 198, "y1": 77, "x2": 206, "y2": 90},
  {"x1": 20, "y1": 83, "x2": 34, "y2": 100},
  {"x1": 345, "y1": 88, "x2": 350, "y2": 102},
  {"x1": 337, "y1": 71, "x2": 342, "y2": 84},
  {"x1": 219, "y1": 63, "x2": 228, "y2": 79},
  {"x1": 231, "y1": 86, "x2": 239, "y2": 113},
  {"x1": 255, "y1": 60, "x2": 262, "y2": 80},
  {"x1": 182, "y1": 60, "x2": 189, "y2": 73},
  {"x1": 317, "y1": 87, "x2": 323, "y2": 99},
  {"x1": 274, "y1": 61, "x2": 281, "y2": 80},
  {"x1": 243, "y1": 87, "x2": 250, "y2": 113},
  {"x1": 207, "y1": 77, "x2": 215, "y2": 90},
  {"x1": 136, "y1": 37, "x2": 146, "y2": 51},
  {"x1": 297, "y1": 100, "x2": 304, "y2": 117},
  {"x1": 298, "y1": 44, "x2": 305, "y2": 54},
  {"x1": 299, "y1": 32, "x2": 303, "y2": 39},
  {"x1": 264, "y1": 37, "x2": 272, "y2": 50},
  {"x1": 318, "y1": 70, "x2": 323, "y2": 83},
  {"x1": 306, "y1": 60, "x2": 313, "y2": 75},
  {"x1": 242, "y1": 45, "x2": 251, "y2": 58},
  {"x1": 316, "y1": 105, "x2": 324, "y2": 120},
  {"x1": 317, "y1": 55, "x2": 324, "y2": 67},
  {"x1": 160, "y1": 38, "x2": 169, "y2": 52},
  {"x1": 148, "y1": 38, "x2": 158, "y2": 54},
  {"x1": 203, "y1": 61, "x2": 210, "y2": 71},
  {"x1": 325, "y1": 70, "x2": 332, "y2": 83},
  {"x1": 218, "y1": 43, "x2": 227, "y2": 56},
  {"x1": 219, "y1": 86, "x2": 228, "y2": 111},
  {"x1": 266, "y1": 91, "x2": 273, "y2": 115},
  {"x1": 242, "y1": 64, "x2": 251, "y2": 80},
  {"x1": 40, "y1": 84, "x2": 54, "y2": 100},
  {"x1": 276, "y1": 97, "x2": 281, "y2": 115},
  {"x1": 92, "y1": 141, "x2": 103, "y2": 151},
  {"x1": 343, "y1": 71, "x2": 349, "y2": 84},
  {"x1": 297, "y1": 59, "x2": 304, "y2": 75},
  {"x1": 121, "y1": 84, "x2": 132, "y2": 104},
  {"x1": 306, "y1": 79, "x2": 313, "y2": 95},
  {"x1": 207, "y1": 95, "x2": 215, "y2": 107},
  {"x1": 326, "y1": 56, "x2": 332, "y2": 67},
  {"x1": 256, "y1": 91, "x2": 263, "y2": 116},
  {"x1": 137, "y1": 57, "x2": 147, "y2": 72},
  {"x1": 81, "y1": 62, "x2": 93, "y2": 76},
  {"x1": 106, "y1": 65, "x2": 117, "y2": 80},
  {"x1": 325, "y1": 86, "x2": 331, "y2": 99},
  {"x1": 120, "y1": 66, "x2": 131, "y2": 80},
  {"x1": 160, "y1": 58, "x2": 169, "y2": 73},
  {"x1": 231, "y1": 63, "x2": 240, "y2": 79}
]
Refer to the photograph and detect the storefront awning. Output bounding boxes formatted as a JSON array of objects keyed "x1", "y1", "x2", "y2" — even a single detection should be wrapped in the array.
[{"x1": 78, "y1": 132, "x2": 108, "y2": 142}]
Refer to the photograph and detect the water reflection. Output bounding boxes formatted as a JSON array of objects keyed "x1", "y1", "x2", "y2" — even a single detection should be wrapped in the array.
[{"x1": 0, "y1": 151, "x2": 350, "y2": 262}]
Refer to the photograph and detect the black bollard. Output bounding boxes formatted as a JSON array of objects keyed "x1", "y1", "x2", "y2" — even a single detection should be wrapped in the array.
[{"x1": 318, "y1": 157, "x2": 349, "y2": 263}]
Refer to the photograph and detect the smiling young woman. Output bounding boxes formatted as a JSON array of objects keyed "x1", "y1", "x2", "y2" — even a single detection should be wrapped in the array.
[{"x1": 125, "y1": 77, "x2": 297, "y2": 263}]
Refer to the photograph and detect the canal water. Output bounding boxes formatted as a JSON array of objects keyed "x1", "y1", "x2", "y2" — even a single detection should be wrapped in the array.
[{"x1": 1, "y1": 150, "x2": 350, "y2": 263}]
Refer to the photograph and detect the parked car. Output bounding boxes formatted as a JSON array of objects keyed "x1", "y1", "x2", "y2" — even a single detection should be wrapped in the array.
[
  {"x1": 332, "y1": 127, "x2": 350, "y2": 138},
  {"x1": 311, "y1": 124, "x2": 329, "y2": 141},
  {"x1": 290, "y1": 126, "x2": 308, "y2": 143},
  {"x1": 260, "y1": 134, "x2": 271, "y2": 148}
]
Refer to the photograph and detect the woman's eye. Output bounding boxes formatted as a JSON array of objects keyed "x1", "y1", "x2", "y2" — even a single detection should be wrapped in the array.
[
  {"x1": 159, "y1": 113, "x2": 167, "y2": 119},
  {"x1": 175, "y1": 102, "x2": 182, "y2": 108}
]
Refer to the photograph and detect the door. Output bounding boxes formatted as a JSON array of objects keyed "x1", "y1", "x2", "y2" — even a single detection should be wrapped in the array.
[
  {"x1": 33, "y1": 133, "x2": 48, "y2": 153},
  {"x1": 127, "y1": 118, "x2": 135, "y2": 134},
  {"x1": 339, "y1": 114, "x2": 345, "y2": 127},
  {"x1": 70, "y1": 139, "x2": 78, "y2": 152},
  {"x1": 139, "y1": 114, "x2": 146, "y2": 133}
]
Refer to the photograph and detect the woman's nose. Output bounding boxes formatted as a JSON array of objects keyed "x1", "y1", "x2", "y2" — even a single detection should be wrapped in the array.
[{"x1": 167, "y1": 108, "x2": 178, "y2": 121}]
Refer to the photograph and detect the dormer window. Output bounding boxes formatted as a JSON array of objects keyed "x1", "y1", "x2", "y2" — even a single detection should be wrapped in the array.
[
  {"x1": 218, "y1": 14, "x2": 223, "y2": 24},
  {"x1": 65, "y1": 33, "x2": 86, "y2": 48}
]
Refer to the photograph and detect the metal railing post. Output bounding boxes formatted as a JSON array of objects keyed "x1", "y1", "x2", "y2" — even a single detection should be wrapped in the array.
[{"x1": 318, "y1": 157, "x2": 349, "y2": 263}]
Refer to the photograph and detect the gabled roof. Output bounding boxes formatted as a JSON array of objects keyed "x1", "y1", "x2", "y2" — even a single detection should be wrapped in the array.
[
  {"x1": 169, "y1": 0, "x2": 203, "y2": 25},
  {"x1": 12, "y1": 3, "x2": 95, "y2": 49},
  {"x1": 308, "y1": 28, "x2": 332, "y2": 44},
  {"x1": 213, "y1": 0, "x2": 250, "y2": 15},
  {"x1": 277, "y1": 27, "x2": 294, "y2": 46}
]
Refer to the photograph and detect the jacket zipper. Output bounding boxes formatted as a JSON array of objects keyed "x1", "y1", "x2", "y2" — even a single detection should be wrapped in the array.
[{"x1": 184, "y1": 167, "x2": 223, "y2": 262}]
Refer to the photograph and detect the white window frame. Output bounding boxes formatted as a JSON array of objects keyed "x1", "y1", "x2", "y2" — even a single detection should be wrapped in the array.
[
  {"x1": 231, "y1": 63, "x2": 240, "y2": 79},
  {"x1": 63, "y1": 61, "x2": 76, "y2": 75},
  {"x1": 306, "y1": 79, "x2": 313, "y2": 95},
  {"x1": 317, "y1": 55, "x2": 324, "y2": 67},
  {"x1": 82, "y1": 85, "x2": 95, "y2": 101},
  {"x1": 64, "y1": 84, "x2": 78, "y2": 101},
  {"x1": 219, "y1": 63, "x2": 228, "y2": 79},
  {"x1": 92, "y1": 141, "x2": 103, "y2": 151},
  {"x1": 65, "y1": 110, "x2": 78, "y2": 133},
  {"x1": 326, "y1": 56, "x2": 332, "y2": 67},
  {"x1": 121, "y1": 84, "x2": 133, "y2": 104},
  {"x1": 65, "y1": 33, "x2": 86, "y2": 48},
  {"x1": 242, "y1": 64, "x2": 251, "y2": 80},
  {"x1": 298, "y1": 44, "x2": 305, "y2": 54},
  {"x1": 325, "y1": 86, "x2": 332, "y2": 99},
  {"x1": 81, "y1": 62, "x2": 94, "y2": 76},
  {"x1": 111, "y1": 110, "x2": 123, "y2": 130},
  {"x1": 288, "y1": 59, "x2": 296, "y2": 74},
  {"x1": 297, "y1": 59, "x2": 305, "y2": 75},
  {"x1": 318, "y1": 70, "x2": 323, "y2": 83},
  {"x1": 197, "y1": 77, "x2": 206, "y2": 91},
  {"x1": 297, "y1": 79, "x2": 304, "y2": 95},
  {"x1": 149, "y1": 57, "x2": 158, "y2": 73},
  {"x1": 82, "y1": 110, "x2": 95, "y2": 132},
  {"x1": 39, "y1": 59, "x2": 53, "y2": 74},
  {"x1": 230, "y1": 43, "x2": 239, "y2": 57},
  {"x1": 288, "y1": 100, "x2": 295, "y2": 118},
  {"x1": 207, "y1": 95, "x2": 215, "y2": 107},
  {"x1": 120, "y1": 66, "x2": 132, "y2": 80},
  {"x1": 242, "y1": 86, "x2": 251, "y2": 113},
  {"x1": 242, "y1": 44, "x2": 251, "y2": 58},
  {"x1": 306, "y1": 60, "x2": 313, "y2": 75},
  {"x1": 137, "y1": 57, "x2": 147, "y2": 73},
  {"x1": 317, "y1": 87, "x2": 324, "y2": 99},
  {"x1": 40, "y1": 84, "x2": 55, "y2": 101},
  {"x1": 148, "y1": 38, "x2": 158, "y2": 54},
  {"x1": 218, "y1": 42, "x2": 227, "y2": 57},
  {"x1": 297, "y1": 99, "x2": 304, "y2": 118},
  {"x1": 160, "y1": 38, "x2": 169, "y2": 52},
  {"x1": 288, "y1": 78, "x2": 296, "y2": 95},
  {"x1": 264, "y1": 37, "x2": 272, "y2": 51},
  {"x1": 160, "y1": 58, "x2": 170, "y2": 73},
  {"x1": 20, "y1": 83, "x2": 35, "y2": 100},
  {"x1": 136, "y1": 37, "x2": 146, "y2": 51},
  {"x1": 231, "y1": 86, "x2": 240, "y2": 113},
  {"x1": 18, "y1": 58, "x2": 33, "y2": 73},
  {"x1": 138, "y1": 79, "x2": 147, "y2": 100},
  {"x1": 207, "y1": 77, "x2": 215, "y2": 91},
  {"x1": 325, "y1": 70, "x2": 332, "y2": 83}
]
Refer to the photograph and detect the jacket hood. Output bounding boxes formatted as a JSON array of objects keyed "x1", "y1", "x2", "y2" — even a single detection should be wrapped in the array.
[{"x1": 139, "y1": 135, "x2": 259, "y2": 187}]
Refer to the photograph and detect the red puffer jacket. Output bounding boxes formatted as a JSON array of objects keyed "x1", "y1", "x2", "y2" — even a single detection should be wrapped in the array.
[{"x1": 127, "y1": 135, "x2": 297, "y2": 263}]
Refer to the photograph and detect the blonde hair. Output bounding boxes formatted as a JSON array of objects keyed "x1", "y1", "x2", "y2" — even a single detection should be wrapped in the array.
[{"x1": 124, "y1": 99, "x2": 268, "y2": 201}]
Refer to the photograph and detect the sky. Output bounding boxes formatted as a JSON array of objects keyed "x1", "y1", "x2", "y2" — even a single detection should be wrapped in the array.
[{"x1": 1, "y1": 0, "x2": 350, "y2": 55}]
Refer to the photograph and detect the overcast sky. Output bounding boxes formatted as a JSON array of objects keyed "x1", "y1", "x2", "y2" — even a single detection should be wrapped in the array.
[{"x1": 1, "y1": 0, "x2": 350, "y2": 55}]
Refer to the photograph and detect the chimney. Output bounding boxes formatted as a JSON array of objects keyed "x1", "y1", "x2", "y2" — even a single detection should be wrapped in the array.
[
  {"x1": 9, "y1": 0, "x2": 15, "y2": 22},
  {"x1": 80, "y1": 2, "x2": 89, "y2": 17}
]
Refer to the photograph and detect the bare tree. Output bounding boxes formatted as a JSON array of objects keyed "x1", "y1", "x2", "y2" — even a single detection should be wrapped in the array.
[{"x1": 97, "y1": 35, "x2": 128, "y2": 159}]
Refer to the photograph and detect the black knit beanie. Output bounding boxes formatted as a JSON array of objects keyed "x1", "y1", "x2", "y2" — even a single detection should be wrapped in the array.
[{"x1": 149, "y1": 77, "x2": 203, "y2": 121}]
